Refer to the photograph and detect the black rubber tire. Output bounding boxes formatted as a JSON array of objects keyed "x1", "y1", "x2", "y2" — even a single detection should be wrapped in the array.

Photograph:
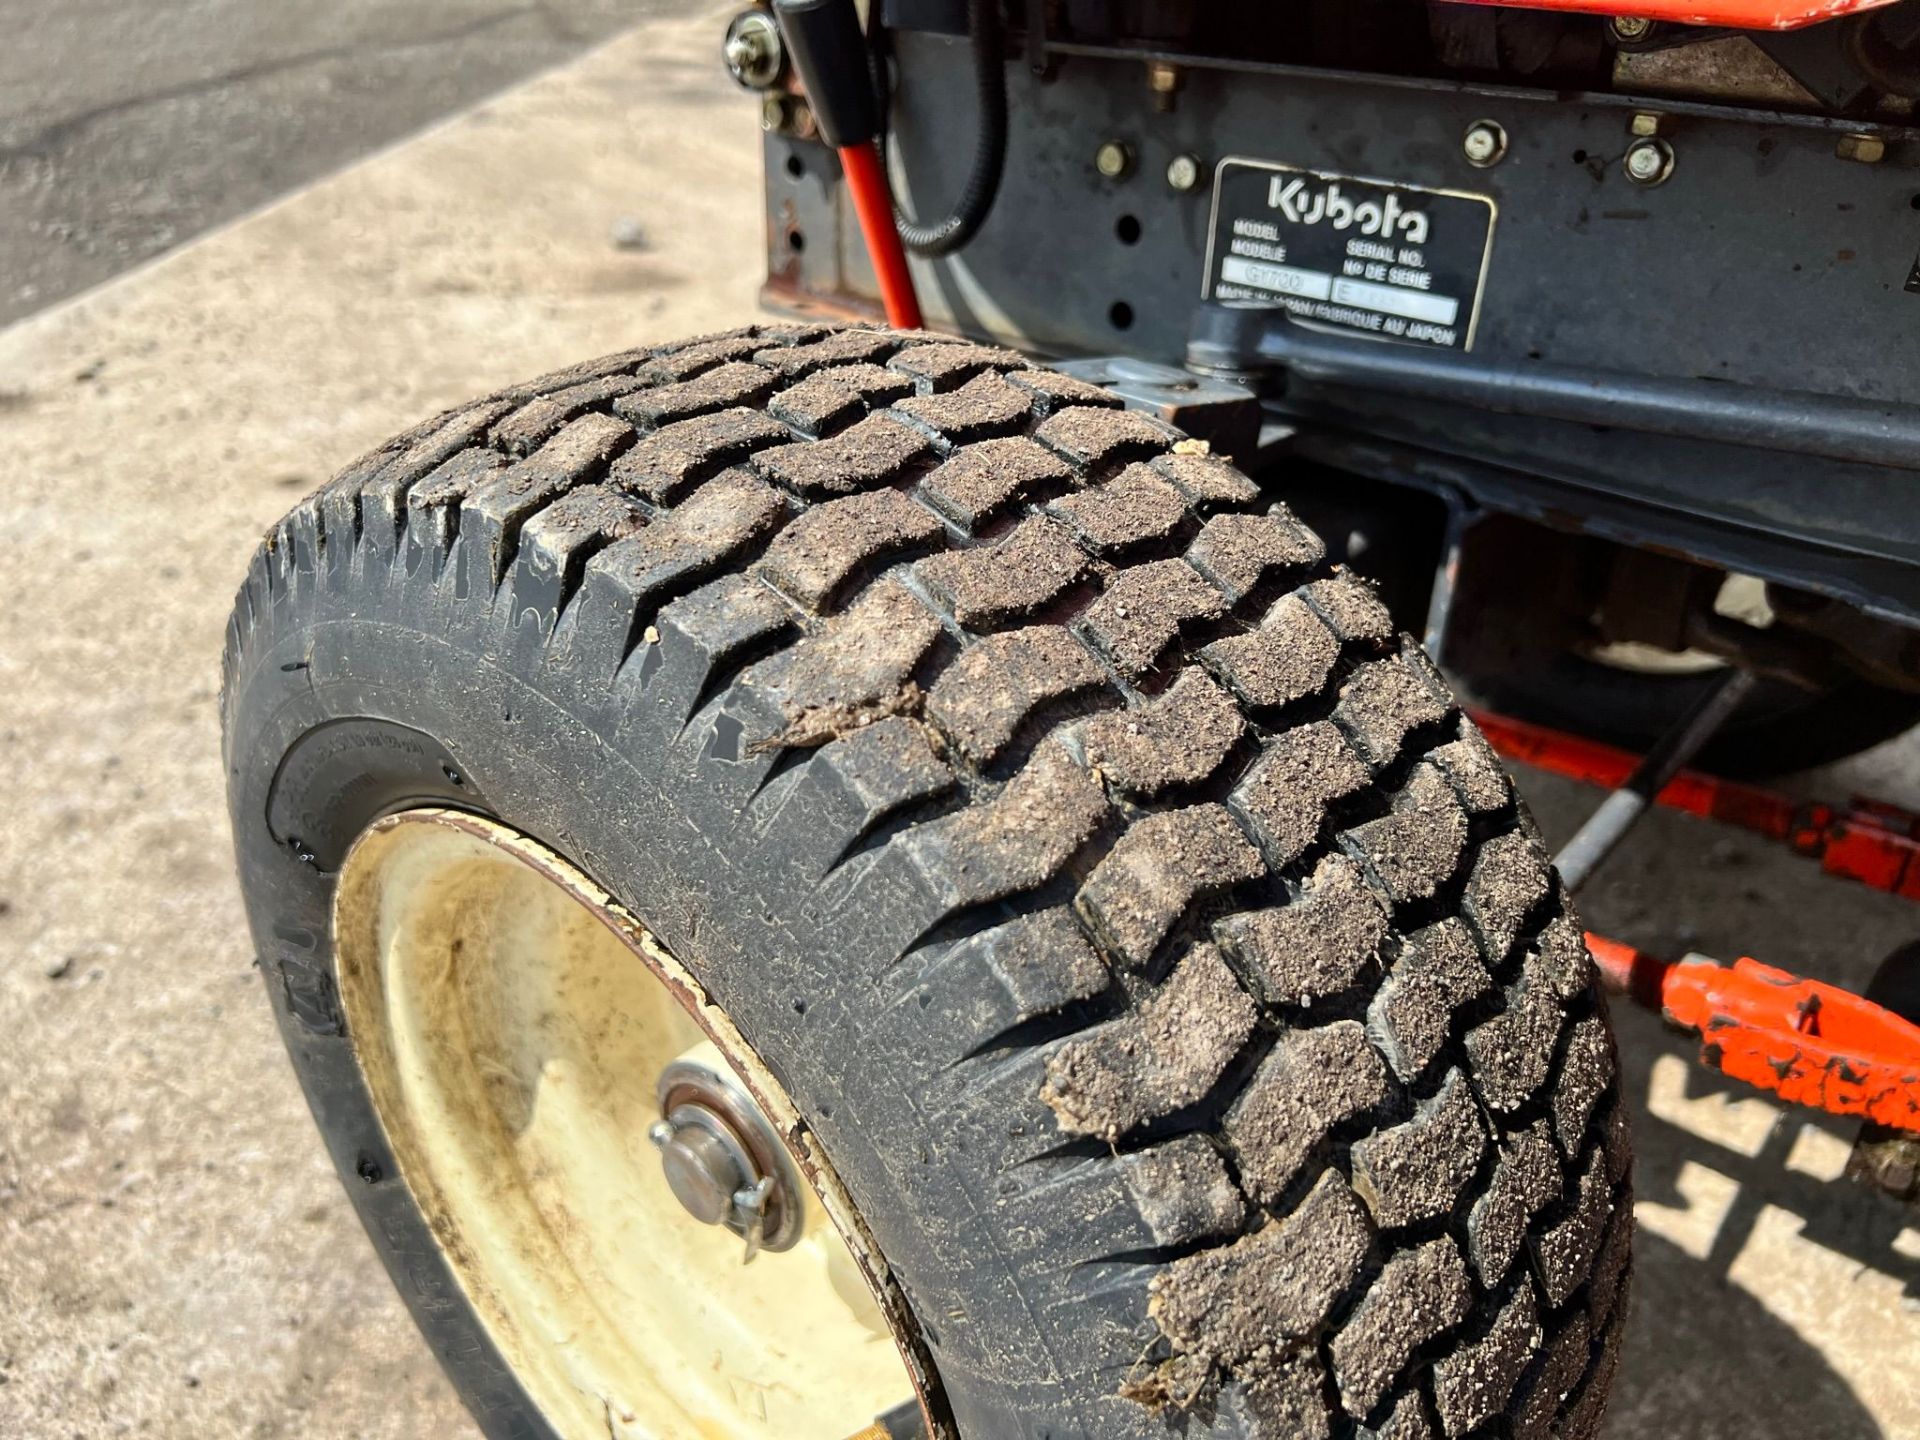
[
  {"x1": 1464, "y1": 653, "x2": 1920, "y2": 780},
  {"x1": 221, "y1": 324, "x2": 1633, "y2": 1440}
]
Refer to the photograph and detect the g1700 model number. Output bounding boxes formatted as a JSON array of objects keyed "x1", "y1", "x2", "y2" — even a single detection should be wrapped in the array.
[{"x1": 1203, "y1": 159, "x2": 1497, "y2": 352}]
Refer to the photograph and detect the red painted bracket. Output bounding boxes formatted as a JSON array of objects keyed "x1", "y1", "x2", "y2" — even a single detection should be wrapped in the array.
[
  {"x1": 1444, "y1": 0, "x2": 1897, "y2": 32},
  {"x1": 1471, "y1": 706, "x2": 1920, "y2": 1129},
  {"x1": 1471, "y1": 707, "x2": 1920, "y2": 902},
  {"x1": 1588, "y1": 935, "x2": 1920, "y2": 1132}
]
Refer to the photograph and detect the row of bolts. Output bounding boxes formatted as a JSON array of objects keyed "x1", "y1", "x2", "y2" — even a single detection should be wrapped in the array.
[{"x1": 751, "y1": 15, "x2": 1897, "y2": 194}]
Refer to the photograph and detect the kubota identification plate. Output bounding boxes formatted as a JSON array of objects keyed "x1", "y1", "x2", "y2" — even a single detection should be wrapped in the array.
[{"x1": 1203, "y1": 158, "x2": 1497, "y2": 351}]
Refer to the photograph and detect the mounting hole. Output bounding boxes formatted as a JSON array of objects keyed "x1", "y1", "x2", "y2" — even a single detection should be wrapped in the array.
[
  {"x1": 787, "y1": 229, "x2": 806, "y2": 253},
  {"x1": 1108, "y1": 301, "x2": 1135, "y2": 330},
  {"x1": 1115, "y1": 213, "x2": 1142, "y2": 245},
  {"x1": 1572, "y1": 148, "x2": 1588, "y2": 164},
  {"x1": 784, "y1": 153, "x2": 805, "y2": 180},
  {"x1": 1909, "y1": 192, "x2": 1920, "y2": 210}
]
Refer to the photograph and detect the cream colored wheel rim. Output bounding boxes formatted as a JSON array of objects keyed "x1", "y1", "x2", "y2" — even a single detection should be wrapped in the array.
[{"x1": 332, "y1": 808, "x2": 928, "y2": 1440}]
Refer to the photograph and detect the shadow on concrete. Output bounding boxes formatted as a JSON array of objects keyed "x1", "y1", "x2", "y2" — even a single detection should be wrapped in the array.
[
  {"x1": 1607, "y1": 1228, "x2": 1884, "y2": 1440},
  {"x1": 1601, "y1": 1016, "x2": 1906, "y2": 1440}
]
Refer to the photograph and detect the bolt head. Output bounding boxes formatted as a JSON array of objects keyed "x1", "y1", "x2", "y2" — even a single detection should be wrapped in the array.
[
  {"x1": 1624, "y1": 138, "x2": 1673, "y2": 186},
  {"x1": 1837, "y1": 132, "x2": 1886, "y2": 164},
  {"x1": 723, "y1": 11, "x2": 784, "y2": 89},
  {"x1": 1463, "y1": 121, "x2": 1507, "y2": 168},
  {"x1": 653, "y1": 1109, "x2": 751, "y2": 1228},
  {"x1": 1095, "y1": 140, "x2": 1134, "y2": 180},
  {"x1": 1166, "y1": 153, "x2": 1203, "y2": 192},
  {"x1": 1610, "y1": 14, "x2": 1653, "y2": 41},
  {"x1": 1147, "y1": 61, "x2": 1181, "y2": 94}
]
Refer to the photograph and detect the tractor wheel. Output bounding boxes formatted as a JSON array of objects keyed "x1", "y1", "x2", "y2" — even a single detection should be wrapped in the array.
[{"x1": 221, "y1": 323, "x2": 1633, "y2": 1440}]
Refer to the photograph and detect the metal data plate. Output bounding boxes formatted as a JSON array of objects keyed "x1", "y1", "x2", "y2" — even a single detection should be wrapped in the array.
[{"x1": 1204, "y1": 159, "x2": 1497, "y2": 351}]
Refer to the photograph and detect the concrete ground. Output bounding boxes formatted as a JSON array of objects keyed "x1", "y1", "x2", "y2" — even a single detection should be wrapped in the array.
[
  {"x1": 2, "y1": 4, "x2": 1918, "y2": 1437},
  {"x1": 0, "y1": 0, "x2": 662, "y2": 326}
]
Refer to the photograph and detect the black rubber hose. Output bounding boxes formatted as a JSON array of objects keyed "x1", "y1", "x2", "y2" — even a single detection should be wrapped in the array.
[{"x1": 874, "y1": 0, "x2": 1007, "y2": 259}]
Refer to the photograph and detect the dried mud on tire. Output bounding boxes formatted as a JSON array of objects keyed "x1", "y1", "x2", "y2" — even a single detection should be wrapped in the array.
[{"x1": 222, "y1": 323, "x2": 1632, "y2": 1440}]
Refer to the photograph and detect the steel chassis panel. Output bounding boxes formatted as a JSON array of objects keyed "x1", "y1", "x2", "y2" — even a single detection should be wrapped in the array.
[{"x1": 764, "y1": 27, "x2": 1920, "y2": 621}]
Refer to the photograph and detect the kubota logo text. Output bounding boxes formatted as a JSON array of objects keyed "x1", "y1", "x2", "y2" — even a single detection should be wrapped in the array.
[{"x1": 1268, "y1": 176, "x2": 1430, "y2": 244}]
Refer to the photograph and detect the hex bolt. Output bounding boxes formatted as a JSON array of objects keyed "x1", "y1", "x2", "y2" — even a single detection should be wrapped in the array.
[
  {"x1": 1165, "y1": 153, "x2": 1204, "y2": 192},
  {"x1": 1146, "y1": 61, "x2": 1183, "y2": 114},
  {"x1": 1629, "y1": 111, "x2": 1665, "y2": 138},
  {"x1": 1463, "y1": 120, "x2": 1508, "y2": 168},
  {"x1": 1837, "y1": 132, "x2": 1887, "y2": 164},
  {"x1": 723, "y1": 10, "x2": 785, "y2": 90},
  {"x1": 761, "y1": 93, "x2": 817, "y2": 141},
  {"x1": 1095, "y1": 140, "x2": 1135, "y2": 180},
  {"x1": 1610, "y1": 14, "x2": 1653, "y2": 41},
  {"x1": 1624, "y1": 137, "x2": 1674, "y2": 186}
]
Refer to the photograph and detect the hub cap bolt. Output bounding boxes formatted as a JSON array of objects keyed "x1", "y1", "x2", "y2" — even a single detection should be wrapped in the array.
[
  {"x1": 1624, "y1": 137, "x2": 1674, "y2": 186},
  {"x1": 649, "y1": 1110, "x2": 749, "y2": 1226},
  {"x1": 1463, "y1": 120, "x2": 1508, "y2": 168},
  {"x1": 648, "y1": 1101, "x2": 789, "y2": 1258}
]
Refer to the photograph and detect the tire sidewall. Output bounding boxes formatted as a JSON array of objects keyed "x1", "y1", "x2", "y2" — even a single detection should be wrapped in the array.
[{"x1": 227, "y1": 516, "x2": 1066, "y2": 1439}]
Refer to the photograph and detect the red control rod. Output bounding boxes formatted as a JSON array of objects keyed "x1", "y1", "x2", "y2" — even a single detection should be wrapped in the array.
[
  {"x1": 772, "y1": 0, "x2": 924, "y2": 330},
  {"x1": 838, "y1": 141, "x2": 923, "y2": 330}
]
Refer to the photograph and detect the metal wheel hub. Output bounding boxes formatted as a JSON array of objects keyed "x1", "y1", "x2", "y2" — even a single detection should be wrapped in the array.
[
  {"x1": 329, "y1": 808, "x2": 929, "y2": 1440},
  {"x1": 649, "y1": 1053, "x2": 805, "y2": 1257}
]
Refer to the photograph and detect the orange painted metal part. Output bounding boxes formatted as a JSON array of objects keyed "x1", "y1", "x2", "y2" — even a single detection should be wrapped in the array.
[
  {"x1": 837, "y1": 141, "x2": 923, "y2": 330},
  {"x1": 1471, "y1": 707, "x2": 1920, "y2": 901},
  {"x1": 1473, "y1": 707, "x2": 1920, "y2": 1129},
  {"x1": 1586, "y1": 934, "x2": 1920, "y2": 1131},
  {"x1": 1448, "y1": 0, "x2": 1897, "y2": 31}
]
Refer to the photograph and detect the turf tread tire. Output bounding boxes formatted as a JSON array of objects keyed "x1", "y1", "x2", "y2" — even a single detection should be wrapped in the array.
[{"x1": 222, "y1": 322, "x2": 1632, "y2": 1440}]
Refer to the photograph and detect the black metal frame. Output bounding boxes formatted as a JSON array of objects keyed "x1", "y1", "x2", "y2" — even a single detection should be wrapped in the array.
[{"x1": 761, "y1": 7, "x2": 1920, "y2": 638}]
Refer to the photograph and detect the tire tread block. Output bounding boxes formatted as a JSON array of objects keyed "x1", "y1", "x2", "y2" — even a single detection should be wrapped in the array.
[
  {"x1": 1042, "y1": 943, "x2": 1256, "y2": 1140},
  {"x1": 756, "y1": 489, "x2": 944, "y2": 612},
  {"x1": 926, "y1": 627, "x2": 1109, "y2": 766},
  {"x1": 1152, "y1": 1170, "x2": 1374, "y2": 1356},
  {"x1": 1466, "y1": 1118, "x2": 1563, "y2": 1290},
  {"x1": 770, "y1": 362, "x2": 917, "y2": 437},
  {"x1": 1185, "y1": 510, "x2": 1325, "y2": 605},
  {"x1": 1075, "y1": 805, "x2": 1266, "y2": 971},
  {"x1": 918, "y1": 516, "x2": 1090, "y2": 631},
  {"x1": 1080, "y1": 667, "x2": 1245, "y2": 800},
  {"x1": 1226, "y1": 1019, "x2": 1391, "y2": 1207},
  {"x1": 754, "y1": 413, "x2": 936, "y2": 499},
  {"x1": 1080, "y1": 559, "x2": 1230, "y2": 681},
  {"x1": 895, "y1": 371, "x2": 1035, "y2": 443},
  {"x1": 1216, "y1": 854, "x2": 1388, "y2": 1008},
  {"x1": 1229, "y1": 720, "x2": 1369, "y2": 869},
  {"x1": 1331, "y1": 1237, "x2": 1472, "y2": 1418},
  {"x1": 919, "y1": 436, "x2": 1076, "y2": 534},
  {"x1": 748, "y1": 580, "x2": 944, "y2": 750},
  {"x1": 1046, "y1": 465, "x2": 1188, "y2": 558},
  {"x1": 1350, "y1": 1067, "x2": 1488, "y2": 1231},
  {"x1": 1201, "y1": 591, "x2": 1340, "y2": 714}
]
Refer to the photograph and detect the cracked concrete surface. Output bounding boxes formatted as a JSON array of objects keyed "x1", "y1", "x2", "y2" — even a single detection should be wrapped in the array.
[
  {"x1": 2, "y1": 3, "x2": 1920, "y2": 1437},
  {"x1": 0, "y1": 0, "x2": 666, "y2": 325}
]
